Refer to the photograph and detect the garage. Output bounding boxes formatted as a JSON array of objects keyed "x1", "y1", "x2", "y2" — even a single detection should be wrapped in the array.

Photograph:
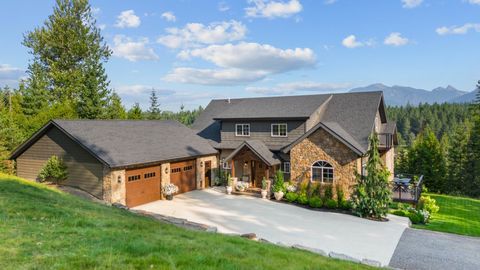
[
  {"x1": 126, "y1": 166, "x2": 161, "y2": 207},
  {"x1": 170, "y1": 159, "x2": 196, "y2": 194}
]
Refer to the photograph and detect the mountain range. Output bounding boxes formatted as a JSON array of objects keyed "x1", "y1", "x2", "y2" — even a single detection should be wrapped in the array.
[{"x1": 349, "y1": 83, "x2": 478, "y2": 106}]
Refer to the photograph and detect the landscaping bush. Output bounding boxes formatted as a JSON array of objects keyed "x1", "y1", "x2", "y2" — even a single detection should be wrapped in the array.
[
  {"x1": 297, "y1": 193, "x2": 309, "y2": 205},
  {"x1": 272, "y1": 170, "x2": 286, "y2": 193},
  {"x1": 339, "y1": 200, "x2": 351, "y2": 210},
  {"x1": 392, "y1": 210, "x2": 407, "y2": 217},
  {"x1": 324, "y1": 198, "x2": 338, "y2": 209},
  {"x1": 285, "y1": 192, "x2": 299, "y2": 203},
  {"x1": 407, "y1": 212, "x2": 422, "y2": 224},
  {"x1": 308, "y1": 196, "x2": 323, "y2": 208},
  {"x1": 336, "y1": 185, "x2": 347, "y2": 208},
  {"x1": 38, "y1": 155, "x2": 68, "y2": 184},
  {"x1": 324, "y1": 184, "x2": 333, "y2": 200},
  {"x1": 308, "y1": 182, "x2": 320, "y2": 198},
  {"x1": 418, "y1": 195, "x2": 440, "y2": 214}
]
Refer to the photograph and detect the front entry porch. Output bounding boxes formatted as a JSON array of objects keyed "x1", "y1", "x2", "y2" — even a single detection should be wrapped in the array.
[{"x1": 224, "y1": 140, "x2": 281, "y2": 188}]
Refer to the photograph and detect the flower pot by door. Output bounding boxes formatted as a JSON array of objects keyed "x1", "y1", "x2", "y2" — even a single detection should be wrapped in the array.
[
  {"x1": 274, "y1": 191, "x2": 284, "y2": 201},
  {"x1": 226, "y1": 186, "x2": 232, "y2": 195},
  {"x1": 166, "y1": 194, "x2": 173, "y2": 200},
  {"x1": 261, "y1": 190, "x2": 268, "y2": 199}
]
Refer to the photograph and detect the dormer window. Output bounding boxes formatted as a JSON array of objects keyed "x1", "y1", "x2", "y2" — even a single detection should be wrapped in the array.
[
  {"x1": 235, "y1": 124, "x2": 250, "y2": 137},
  {"x1": 271, "y1": 123, "x2": 287, "y2": 137}
]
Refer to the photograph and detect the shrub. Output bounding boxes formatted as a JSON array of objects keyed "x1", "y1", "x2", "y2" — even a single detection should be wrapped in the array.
[
  {"x1": 307, "y1": 182, "x2": 320, "y2": 198},
  {"x1": 285, "y1": 192, "x2": 299, "y2": 203},
  {"x1": 324, "y1": 184, "x2": 333, "y2": 200},
  {"x1": 297, "y1": 193, "x2": 309, "y2": 205},
  {"x1": 272, "y1": 170, "x2": 286, "y2": 193},
  {"x1": 417, "y1": 196, "x2": 440, "y2": 215},
  {"x1": 407, "y1": 212, "x2": 422, "y2": 224},
  {"x1": 324, "y1": 199, "x2": 338, "y2": 209},
  {"x1": 308, "y1": 196, "x2": 323, "y2": 208},
  {"x1": 339, "y1": 200, "x2": 351, "y2": 210},
  {"x1": 298, "y1": 180, "x2": 309, "y2": 194},
  {"x1": 261, "y1": 177, "x2": 268, "y2": 190},
  {"x1": 392, "y1": 210, "x2": 407, "y2": 217},
  {"x1": 285, "y1": 182, "x2": 297, "y2": 193},
  {"x1": 38, "y1": 155, "x2": 68, "y2": 184}
]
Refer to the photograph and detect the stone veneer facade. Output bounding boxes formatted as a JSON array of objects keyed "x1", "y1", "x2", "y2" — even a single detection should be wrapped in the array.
[
  {"x1": 102, "y1": 167, "x2": 126, "y2": 205},
  {"x1": 290, "y1": 128, "x2": 361, "y2": 199},
  {"x1": 196, "y1": 156, "x2": 218, "y2": 189}
]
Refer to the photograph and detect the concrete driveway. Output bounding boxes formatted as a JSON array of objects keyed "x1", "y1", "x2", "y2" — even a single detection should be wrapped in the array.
[{"x1": 134, "y1": 189, "x2": 409, "y2": 266}]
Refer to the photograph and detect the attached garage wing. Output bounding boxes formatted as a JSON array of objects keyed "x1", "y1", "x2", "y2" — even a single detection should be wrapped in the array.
[
  {"x1": 170, "y1": 160, "x2": 196, "y2": 194},
  {"x1": 126, "y1": 166, "x2": 161, "y2": 207}
]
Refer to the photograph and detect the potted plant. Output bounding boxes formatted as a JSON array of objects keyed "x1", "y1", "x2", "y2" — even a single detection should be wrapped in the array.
[
  {"x1": 261, "y1": 177, "x2": 268, "y2": 199},
  {"x1": 236, "y1": 181, "x2": 247, "y2": 192},
  {"x1": 272, "y1": 170, "x2": 285, "y2": 201},
  {"x1": 226, "y1": 174, "x2": 233, "y2": 195},
  {"x1": 162, "y1": 183, "x2": 179, "y2": 200}
]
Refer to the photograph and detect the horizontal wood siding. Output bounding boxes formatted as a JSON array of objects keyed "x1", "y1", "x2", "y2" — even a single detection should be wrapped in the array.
[
  {"x1": 16, "y1": 127, "x2": 104, "y2": 198},
  {"x1": 220, "y1": 120, "x2": 305, "y2": 148}
]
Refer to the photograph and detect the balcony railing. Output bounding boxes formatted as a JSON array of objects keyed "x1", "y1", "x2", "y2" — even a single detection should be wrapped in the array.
[
  {"x1": 378, "y1": 133, "x2": 393, "y2": 149},
  {"x1": 391, "y1": 175, "x2": 424, "y2": 203}
]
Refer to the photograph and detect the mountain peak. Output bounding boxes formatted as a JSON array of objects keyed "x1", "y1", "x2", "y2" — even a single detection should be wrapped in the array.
[{"x1": 432, "y1": 85, "x2": 460, "y2": 92}]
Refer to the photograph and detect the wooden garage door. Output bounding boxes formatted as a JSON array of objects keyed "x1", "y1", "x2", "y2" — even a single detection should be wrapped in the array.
[
  {"x1": 170, "y1": 160, "x2": 196, "y2": 194},
  {"x1": 126, "y1": 166, "x2": 161, "y2": 207}
]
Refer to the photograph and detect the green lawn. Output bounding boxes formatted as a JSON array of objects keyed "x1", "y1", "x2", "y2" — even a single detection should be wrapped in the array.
[
  {"x1": 0, "y1": 173, "x2": 372, "y2": 270},
  {"x1": 413, "y1": 193, "x2": 480, "y2": 237}
]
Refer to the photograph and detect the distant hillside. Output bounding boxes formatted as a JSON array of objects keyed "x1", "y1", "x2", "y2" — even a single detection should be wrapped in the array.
[
  {"x1": 349, "y1": 83, "x2": 471, "y2": 106},
  {"x1": 449, "y1": 89, "x2": 479, "y2": 103}
]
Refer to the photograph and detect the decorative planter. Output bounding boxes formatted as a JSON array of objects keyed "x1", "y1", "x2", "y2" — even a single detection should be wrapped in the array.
[
  {"x1": 166, "y1": 194, "x2": 173, "y2": 200},
  {"x1": 274, "y1": 191, "x2": 284, "y2": 201},
  {"x1": 226, "y1": 186, "x2": 233, "y2": 195},
  {"x1": 261, "y1": 190, "x2": 268, "y2": 199}
]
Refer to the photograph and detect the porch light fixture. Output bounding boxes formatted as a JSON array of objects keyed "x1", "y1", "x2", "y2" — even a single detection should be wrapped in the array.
[
  {"x1": 165, "y1": 167, "x2": 169, "y2": 174},
  {"x1": 200, "y1": 161, "x2": 204, "y2": 167},
  {"x1": 117, "y1": 175, "x2": 122, "y2": 183}
]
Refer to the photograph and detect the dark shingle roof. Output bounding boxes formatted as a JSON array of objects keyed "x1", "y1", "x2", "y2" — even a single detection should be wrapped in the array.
[
  {"x1": 193, "y1": 91, "x2": 387, "y2": 155},
  {"x1": 12, "y1": 120, "x2": 217, "y2": 168},
  {"x1": 224, "y1": 140, "x2": 281, "y2": 166}
]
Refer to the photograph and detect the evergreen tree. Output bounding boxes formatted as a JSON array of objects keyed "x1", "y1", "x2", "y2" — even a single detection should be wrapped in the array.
[
  {"x1": 446, "y1": 124, "x2": 470, "y2": 194},
  {"x1": 127, "y1": 103, "x2": 143, "y2": 120},
  {"x1": 408, "y1": 126, "x2": 447, "y2": 193},
  {"x1": 105, "y1": 92, "x2": 126, "y2": 119},
  {"x1": 463, "y1": 80, "x2": 480, "y2": 197},
  {"x1": 147, "y1": 89, "x2": 161, "y2": 120},
  {"x1": 19, "y1": 63, "x2": 50, "y2": 116},
  {"x1": 22, "y1": 0, "x2": 112, "y2": 118},
  {"x1": 351, "y1": 133, "x2": 391, "y2": 219}
]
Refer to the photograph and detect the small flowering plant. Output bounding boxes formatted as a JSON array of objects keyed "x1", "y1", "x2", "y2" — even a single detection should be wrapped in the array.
[
  {"x1": 162, "y1": 183, "x2": 179, "y2": 195},
  {"x1": 286, "y1": 183, "x2": 297, "y2": 193},
  {"x1": 236, "y1": 182, "x2": 247, "y2": 192}
]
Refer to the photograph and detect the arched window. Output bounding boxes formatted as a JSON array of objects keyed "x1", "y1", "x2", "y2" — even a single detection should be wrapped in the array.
[{"x1": 311, "y1": 161, "x2": 334, "y2": 183}]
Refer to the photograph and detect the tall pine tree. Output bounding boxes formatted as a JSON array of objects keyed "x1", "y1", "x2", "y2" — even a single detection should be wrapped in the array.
[
  {"x1": 464, "y1": 81, "x2": 480, "y2": 197},
  {"x1": 22, "y1": 0, "x2": 112, "y2": 119},
  {"x1": 128, "y1": 103, "x2": 143, "y2": 120},
  {"x1": 105, "y1": 92, "x2": 126, "y2": 119},
  {"x1": 147, "y1": 89, "x2": 161, "y2": 120}
]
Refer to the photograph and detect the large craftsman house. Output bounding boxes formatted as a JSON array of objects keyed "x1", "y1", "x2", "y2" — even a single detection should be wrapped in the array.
[
  {"x1": 10, "y1": 91, "x2": 396, "y2": 207},
  {"x1": 193, "y1": 91, "x2": 397, "y2": 197}
]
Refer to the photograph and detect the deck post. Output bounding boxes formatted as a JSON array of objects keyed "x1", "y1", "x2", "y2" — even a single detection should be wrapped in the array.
[{"x1": 231, "y1": 160, "x2": 235, "y2": 177}]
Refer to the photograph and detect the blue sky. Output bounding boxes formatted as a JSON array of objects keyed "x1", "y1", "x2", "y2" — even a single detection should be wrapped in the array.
[{"x1": 1, "y1": 0, "x2": 479, "y2": 111}]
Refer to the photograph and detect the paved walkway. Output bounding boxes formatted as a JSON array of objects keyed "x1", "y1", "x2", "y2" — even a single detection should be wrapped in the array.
[
  {"x1": 390, "y1": 228, "x2": 480, "y2": 270},
  {"x1": 134, "y1": 189, "x2": 409, "y2": 266}
]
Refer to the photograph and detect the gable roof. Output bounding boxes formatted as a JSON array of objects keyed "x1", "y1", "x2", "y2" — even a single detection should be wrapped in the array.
[
  {"x1": 193, "y1": 91, "x2": 387, "y2": 155},
  {"x1": 224, "y1": 140, "x2": 281, "y2": 166},
  {"x1": 11, "y1": 120, "x2": 218, "y2": 168}
]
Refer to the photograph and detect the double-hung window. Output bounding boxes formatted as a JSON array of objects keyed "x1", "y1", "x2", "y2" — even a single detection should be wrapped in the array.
[
  {"x1": 235, "y1": 124, "x2": 250, "y2": 137},
  {"x1": 271, "y1": 123, "x2": 288, "y2": 137},
  {"x1": 283, "y1": 162, "x2": 291, "y2": 174}
]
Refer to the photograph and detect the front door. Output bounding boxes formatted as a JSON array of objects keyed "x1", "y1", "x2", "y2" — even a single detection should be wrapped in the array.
[{"x1": 204, "y1": 161, "x2": 212, "y2": 187}]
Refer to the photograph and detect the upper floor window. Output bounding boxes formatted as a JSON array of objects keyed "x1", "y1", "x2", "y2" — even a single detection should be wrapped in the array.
[
  {"x1": 283, "y1": 162, "x2": 290, "y2": 174},
  {"x1": 235, "y1": 124, "x2": 250, "y2": 136},
  {"x1": 311, "y1": 161, "x2": 333, "y2": 183},
  {"x1": 271, "y1": 123, "x2": 288, "y2": 137}
]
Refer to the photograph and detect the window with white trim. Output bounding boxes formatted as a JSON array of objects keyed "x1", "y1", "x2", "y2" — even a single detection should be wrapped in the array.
[
  {"x1": 222, "y1": 159, "x2": 230, "y2": 169},
  {"x1": 271, "y1": 123, "x2": 287, "y2": 137},
  {"x1": 235, "y1": 124, "x2": 250, "y2": 136},
  {"x1": 283, "y1": 162, "x2": 290, "y2": 174},
  {"x1": 311, "y1": 161, "x2": 333, "y2": 183}
]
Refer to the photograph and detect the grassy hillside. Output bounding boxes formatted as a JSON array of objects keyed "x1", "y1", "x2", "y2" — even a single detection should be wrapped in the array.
[
  {"x1": 0, "y1": 173, "x2": 372, "y2": 269},
  {"x1": 413, "y1": 193, "x2": 480, "y2": 237}
]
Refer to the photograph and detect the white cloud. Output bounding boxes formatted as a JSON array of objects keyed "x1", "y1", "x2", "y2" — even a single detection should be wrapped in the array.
[
  {"x1": 436, "y1": 23, "x2": 480, "y2": 35},
  {"x1": 161, "y1": 11, "x2": 176, "y2": 22},
  {"x1": 324, "y1": 0, "x2": 338, "y2": 4},
  {"x1": 164, "y1": 68, "x2": 267, "y2": 85},
  {"x1": 115, "y1": 10, "x2": 141, "y2": 28},
  {"x1": 112, "y1": 35, "x2": 159, "y2": 62},
  {"x1": 342, "y1": 35, "x2": 364, "y2": 48},
  {"x1": 401, "y1": 0, "x2": 423, "y2": 8},
  {"x1": 165, "y1": 42, "x2": 316, "y2": 85},
  {"x1": 468, "y1": 0, "x2": 480, "y2": 5},
  {"x1": 157, "y1": 20, "x2": 247, "y2": 49},
  {"x1": 218, "y1": 1, "x2": 230, "y2": 12},
  {"x1": 246, "y1": 81, "x2": 351, "y2": 95},
  {"x1": 0, "y1": 64, "x2": 24, "y2": 87},
  {"x1": 384, "y1": 32, "x2": 409, "y2": 46},
  {"x1": 245, "y1": 0, "x2": 302, "y2": 19}
]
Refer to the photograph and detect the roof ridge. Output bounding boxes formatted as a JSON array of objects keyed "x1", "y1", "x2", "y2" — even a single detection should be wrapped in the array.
[{"x1": 210, "y1": 91, "x2": 383, "y2": 102}]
